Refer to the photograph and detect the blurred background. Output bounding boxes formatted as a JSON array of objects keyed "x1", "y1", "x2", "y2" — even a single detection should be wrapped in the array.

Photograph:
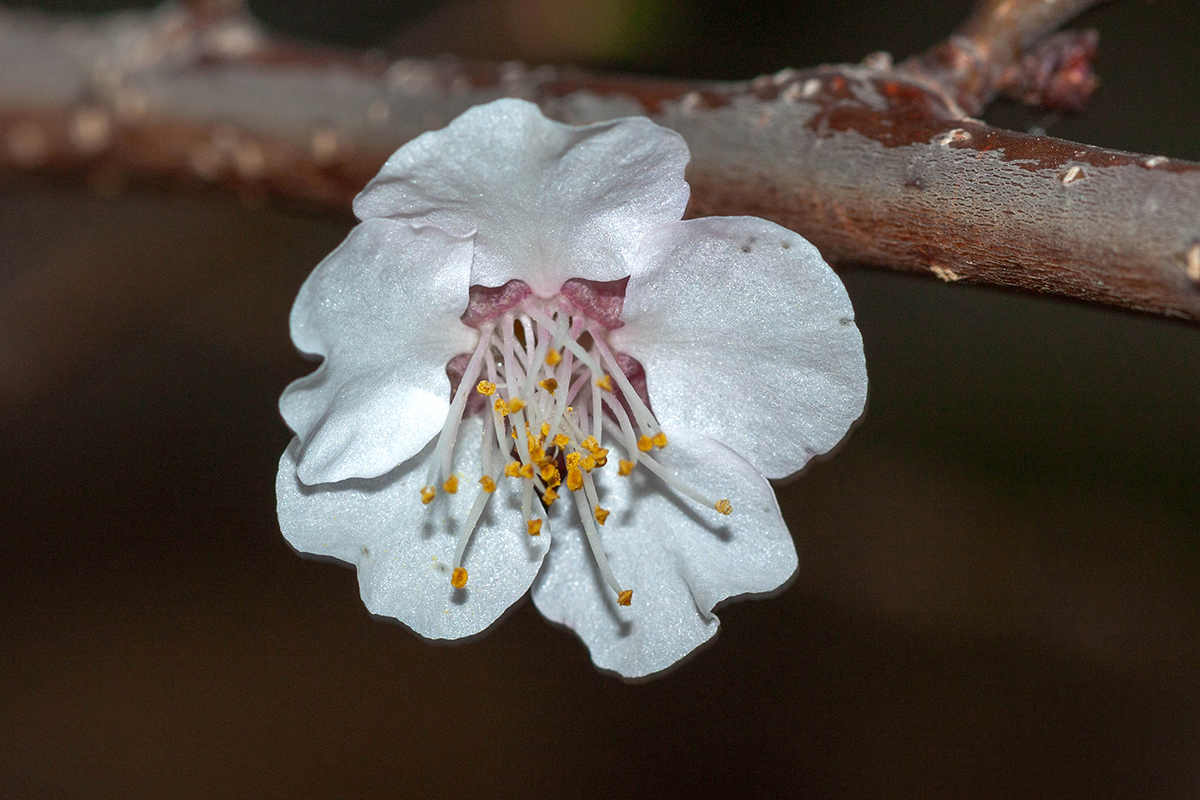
[{"x1": 2, "y1": 0, "x2": 1198, "y2": 796}]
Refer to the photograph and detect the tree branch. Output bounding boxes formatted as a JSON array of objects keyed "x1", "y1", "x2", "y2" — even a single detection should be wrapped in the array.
[{"x1": 1, "y1": 0, "x2": 1197, "y2": 321}]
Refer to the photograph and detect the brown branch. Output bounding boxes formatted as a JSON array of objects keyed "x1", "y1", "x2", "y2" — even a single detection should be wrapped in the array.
[{"x1": 1, "y1": 1, "x2": 1198, "y2": 322}]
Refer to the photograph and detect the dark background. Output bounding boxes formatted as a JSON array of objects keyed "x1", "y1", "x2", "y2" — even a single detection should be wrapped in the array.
[{"x1": 2, "y1": 0, "x2": 1198, "y2": 797}]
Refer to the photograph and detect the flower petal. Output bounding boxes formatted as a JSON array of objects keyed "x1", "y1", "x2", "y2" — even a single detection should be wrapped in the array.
[
  {"x1": 352, "y1": 98, "x2": 690, "y2": 297},
  {"x1": 531, "y1": 429, "x2": 796, "y2": 679},
  {"x1": 280, "y1": 218, "x2": 478, "y2": 485},
  {"x1": 611, "y1": 217, "x2": 868, "y2": 480},
  {"x1": 277, "y1": 417, "x2": 550, "y2": 640}
]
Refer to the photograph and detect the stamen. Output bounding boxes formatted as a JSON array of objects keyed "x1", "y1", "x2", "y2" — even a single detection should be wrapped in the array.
[
  {"x1": 542, "y1": 488, "x2": 559, "y2": 505},
  {"x1": 451, "y1": 567, "x2": 468, "y2": 589},
  {"x1": 520, "y1": 306, "x2": 602, "y2": 378},
  {"x1": 527, "y1": 519, "x2": 543, "y2": 536},
  {"x1": 594, "y1": 506, "x2": 610, "y2": 525},
  {"x1": 546, "y1": 349, "x2": 562, "y2": 366},
  {"x1": 476, "y1": 380, "x2": 496, "y2": 396},
  {"x1": 637, "y1": 450, "x2": 729, "y2": 512},
  {"x1": 539, "y1": 378, "x2": 558, "y2": 395},
  {"x1": 442, "y1": 475, "x2": 458, "y2": 494},
  {"x1": 504, "y1": 461, "x2": 521, "y2": 478},
  {"x1": 571, "y1": 486, "x2": 626, "y2": 601},
  {"x1": 590, "y1": 373, "x2": 603, "y2": 440},
  {"x1": 617, "y1": 590, "x2": 632, "y2": 606},
  {"x1": 590, "y1": 331, "x2": 662, "y2": 436},
  {"x1": 601, "y1": 393, "x2": 642, "y2": 467},
  {"x1": 420, "y1": 485, "x2": 436, "y2": 504},
  {"x1": 567, "y1": 465, "x2": 584, "y2": 491},
  {"x1": 479, "y1": 475, "x2": 496, "y2": 493},
  {"x1": 451, "y1": 475, "x2": 500, "y2": 580},
  {"x1": 618, "y1": 460, "x2": 635, "y2": 476},
  {"x1": 637, "y1": 436, "x2": 653, "y2": 452},
  {"x1": 715, "y1": 499, "x2": 733, "y2": 515},
  {"x1": 652, "y1": 432, "x2": 668, "y2": 449},
  {"x1": 425, "y1": 325, "x2": 494, "y2": 489},
  {"x1": 595, "y1": 374, "x2": 613, "y2": 392}
]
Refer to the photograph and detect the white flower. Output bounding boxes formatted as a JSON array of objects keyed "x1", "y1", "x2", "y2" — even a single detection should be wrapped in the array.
[{"x1": 276, "y1": 98, "x2": 867, "y2": 679}]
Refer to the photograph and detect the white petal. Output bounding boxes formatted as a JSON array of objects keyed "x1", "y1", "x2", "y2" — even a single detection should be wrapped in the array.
[
  {"x1": 352, "y1": 98, "x2": 690, "y2": 297},
  {"x1": 611, "y1": 217, "x2": 868, "y2": 480},
  {"x1": 277, "y1": 417, "x2": 550, "y2": 640},
  {"x1": 280, "y1": 218, "x2": 478, "y2": 484},
  {"x1": 531, "y1": 429, "x2": 796, "y2": 678}
]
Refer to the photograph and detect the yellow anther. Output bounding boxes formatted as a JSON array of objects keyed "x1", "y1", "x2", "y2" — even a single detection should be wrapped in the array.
[
  {"x1": 592, "y1": 448, "x2": 609, "y2": 467},
  {"x1": 442, "y1": 475, "x2": 459, "y2": 494},
  {"x1": 617, "y1": 589, "x2": 633, "y2": 606},
  {"x1": 540, "y1": 422, "x2": 551, "y2": 438},
  {"x1": 519, "y1": 463, "x2": 535, "y2": 479},
  {"x1": 540, "y1": 463, "x2": 560, "y2": 484},
  {"x1": 546, "y1": 349, "x2": 562, "y2": 366},
  {"x1": 581, "y1": 455, "x2": 597, "y2": 472},
  {"x1": 565, "y1": 452, "x2": 581, "y2": 469},
  {"x1": 420, "y1": 485, "x2": 436, "y2": 504},
  {"x1": 618, "y1": 459, "x2": 635, "y2": 476},
  {"x1": 652, "y1": 431, "x2": 669, "y2": 449},
  {"x1": 511, "y1": 428, "x2": 518, "y2": 439},
  {"x1": 504, "y1": 461, "x2": 522, "y2": 478},
  {"x1": 538, "y1": 378, "x2": 558, "y2": 395},
  {"x1": 494, "y1": 397, "x2": 510, "y2": 416},
  {"x1": 542, "y1": 488, "x2": 559, "y2": 506},
  {"x1": 476, "y1": 380, "x2": 496, "y2": 396},
  {"x1": 451, "y1": 567, "x2": 468, "y2": 589},
  {"x1": 637, "y1": 435, "x2": 654, "y2": 452},
  {"x1": 595, "y1": 374, "x2": 613, "y2": 392},
  {"x1": 553, "y1": 433, "x2": 570, "y2": 449},
  {"x1": 527, "y1": 519, "x2": 543, "y2": 536},
  {"x1": 508, "y1": 397, "x2": 526, "y2": 414},
  {"x1": 479, "y1": 475, "x2": 496, "y2": 493},
  {"x1": 529, "y1": 443, "x2": 546, "y2": 464},
  {"x1": 594, "y1": 506, "x2": 610, "y2": 525},
  {"x1": 715, "y1": 499, "x2": 733, "y2": 515},
  {"x1": 567, "y1": 466, "x2": 584, "y2": 492},
  {"x1": 580, "y1": 435, "x2": 600, "y2": 453}
]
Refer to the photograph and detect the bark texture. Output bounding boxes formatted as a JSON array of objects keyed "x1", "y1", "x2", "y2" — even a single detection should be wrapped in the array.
[{"x1": 1, "y1": 0, "x2": 1197, "y2": 320}]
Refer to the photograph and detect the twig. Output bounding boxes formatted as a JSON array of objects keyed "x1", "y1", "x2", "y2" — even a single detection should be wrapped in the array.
[{"x1": 1, "y1": 0, "x2": 1197, "y2": 321}]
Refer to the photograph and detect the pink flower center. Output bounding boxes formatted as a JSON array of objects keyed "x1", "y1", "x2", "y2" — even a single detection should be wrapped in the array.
[{"x1": 422, "y1": 279, "x2": 732, "y2": 604}]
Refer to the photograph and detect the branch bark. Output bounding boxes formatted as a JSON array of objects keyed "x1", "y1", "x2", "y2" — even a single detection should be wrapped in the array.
[{"x1": 1, "y1": 0, "x2": 1198, "y2": 321}]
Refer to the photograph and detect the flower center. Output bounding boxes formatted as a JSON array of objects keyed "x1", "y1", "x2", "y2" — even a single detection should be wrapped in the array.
[{"x1": 420, "y1": 280, "x2": 732, "y2": 606}]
